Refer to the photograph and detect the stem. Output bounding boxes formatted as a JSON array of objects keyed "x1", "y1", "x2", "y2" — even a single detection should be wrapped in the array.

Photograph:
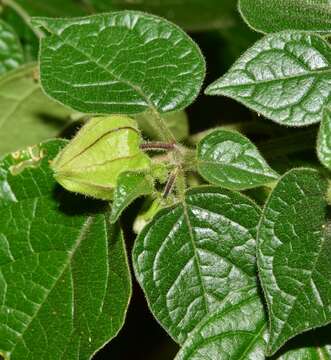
[
  {"x1": 175, "y1": 168, "x2": 187, "y2": 200},
  {"x1": 163, "y1": 168, "x2": 178, "y2": 198},
  {"x1": 149, "y1": 107, "x2": 177, "y2": 143},
  {"x1": 140, "y1": 142, "x2": 175, "y2": 151},
  {"x1": 1, "y1": 0, "x2": 44, "y2": 38}
]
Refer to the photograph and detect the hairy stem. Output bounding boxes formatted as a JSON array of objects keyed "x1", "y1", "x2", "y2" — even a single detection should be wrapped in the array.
[
  {"x1": 149, "y1": 107, "x2": 177, "y2": 143},
  {"x1": 140, "y1": 142, "x2": 175, "y2": 151}
]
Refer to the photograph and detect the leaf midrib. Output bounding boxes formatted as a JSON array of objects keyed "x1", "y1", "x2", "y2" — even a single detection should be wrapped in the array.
[
  {"x1": 211, "y1": 67, "x2": 331, "y2": 90},
  {"x1": 197, "y1": 160, "x2": 277, "y2": 179},
  {"x1": 181, "y1": 199, "x2": 210, "y2": 317}
]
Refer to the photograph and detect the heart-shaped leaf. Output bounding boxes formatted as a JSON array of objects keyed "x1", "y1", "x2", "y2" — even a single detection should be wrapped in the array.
[
  {"x1": 206, "y1": 32, "x2": 331, "y2": 126},
  {"x1": 317, "y1": 108, "x2": 331, "y2": 170},
  {"x1": 33, "y1": 12, "x2": 205, "y2": 114},
  {"x1": 110, "y1": 172, "x2": 154, "y2": 223},
  {"x1": 175, "y1": 289, "x2": 331, "y2": 359},
  {"x1": 257, "y1": 168, "x2": 331, "y2": 355},
  {"x1": 239, "y1": 0, "x2": 331, "y2": 34},
  {"x1": 197, "y1": 129, "x2": 278, "y2": 190},
  {"x1": 0, "y1": 140, "x2": 131, "y2": 360},
  {"x1": 133, "y1": 187, "x2": 261, "y2": 343},
  {"x1": 0, "y1": 64, "x2": 73, "y2": 156},
  {"x1": 0, "y1": 19, "x2": 24, "y2": 76}
]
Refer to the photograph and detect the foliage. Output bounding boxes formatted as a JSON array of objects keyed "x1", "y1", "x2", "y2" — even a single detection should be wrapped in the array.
[{"x1": 0, "y1": 1, "x2": 330, "y2": 359}]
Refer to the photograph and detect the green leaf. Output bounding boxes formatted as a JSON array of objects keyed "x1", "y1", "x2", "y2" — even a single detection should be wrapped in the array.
[
  {"x1": 89, "y1": 0, "x2": 237, "y2": 32},
  {"x1": 133, "y1": 187, "x2": 261, "y2": 343},
  {"x1": 0, "y1": 64, "x2": 73, "y2": 156},
  {"x1": 197, "y1": 129, "x2": 278, "y2": 190},
  {"x1": 239, "y1": 0, "x2": 331, "y2": 34},
  {"x1": 135, "y1": 110, "x2": 189, "y2": 141},
  {"x1": 175, "y1": 290, "x2": 331, "y2": 359},
  {"x1": 110, "y1": 171, "x2": 154, "y2": 223},
  {"x1": 0, "y1": 19, "x2": 24, "y2": 75},
  {"x1": 317, "y1": 108, "x2": 331, "y2": 170},
  {"x1": 257, "y1": 168, "x2": 331, "y2": 355},
  {"x1": 205, "y1": 32, "x2": 331, "y2": 126},
  {"x1": 175, "y1": 290, "x2": 267, "y2": 360},
  {"x1": 33, "y1": 12, "x2": 205, "y2": 114},
  {"x1": 0, "y1": 140, "x2": 131, "y2": 360}
]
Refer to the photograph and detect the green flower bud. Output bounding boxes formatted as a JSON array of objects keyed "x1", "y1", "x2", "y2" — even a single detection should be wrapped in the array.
[{"x1": 51, "y1": 115, "x2": 151, "y2": 200}]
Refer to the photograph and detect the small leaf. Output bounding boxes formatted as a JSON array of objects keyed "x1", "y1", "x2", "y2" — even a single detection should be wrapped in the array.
[
  {"x1": 317, "y1": 108, "x2": 331, "y2": 170},
  {"x1": 51, "y1": 115, "x2": 151, "y2": 200},
  {"x1": 0, "y1": 64, "x2": 73, "y2": 156},
  {"x1": 206, "y1": 32, "x2": 331, "y2": 126},
  {"x1": 0, "y1": 140, "x2": 131, "y2": 360},
  {"x1": 197, "y1": 129, "x2": 278, "y2": 190},
  {"x1": 0, "y1": 19, "x2": 24, "y2": 75},
  {"x1": 110, "y1": 172, "x2": 154, "y2": 223},
  {"x1": 257, "y1": 168, "x2": 331, "y2": 355},
  {"x1": 89, "y1": 0, "x2": 237, "y2": 32},
  {"x1": 239, "y1": 0, "x2": 331, "y2": 34},
  {"x1": 33, "y1": 12, "x2": 205, "y2": 114},
  {"x1": 175, "y1": 289, "x2": 331, "y2": 359},
  {"x1": 133, "y1": 187, "x2": 261, "y2": 343}
]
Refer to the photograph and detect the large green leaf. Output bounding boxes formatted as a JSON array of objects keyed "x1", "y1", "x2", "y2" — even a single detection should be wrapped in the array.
[
  {"x1": 89, "y1": 0, "x2": 237, "y2": 32},
  {"x1": 0, "y1": 140, "x2": 131, "y2": 360},
  {"x1": 33, "y1": 12, "x2": 205, "y2": 114},
  {"x1": 239, "y1": 0, "x2": 331, "y2": 34},
  {"x1": 257, "y1": 168, "x2": 331, "y2": 355},
  {"x1": 0, "y1": 64, "x2": 73, "y2": 156},
  {"x1": 206, "y1": 32, "x2": 331, "y2": 126},
  {"x1": 317, "y1": 108, "x2": 331, "y2": 170},
  {"x1": 175, "y1": 290, "x2": 331, "y2": 359},
  {"x1": 133, "y1": 187, "x2": 261, "y2": 343},
  {"x1": 197, "y1": 129, "x2": 278, "y2": 190},
  {"x1": 0, "y1": 19, "x2": 23, "y2": 75}
]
